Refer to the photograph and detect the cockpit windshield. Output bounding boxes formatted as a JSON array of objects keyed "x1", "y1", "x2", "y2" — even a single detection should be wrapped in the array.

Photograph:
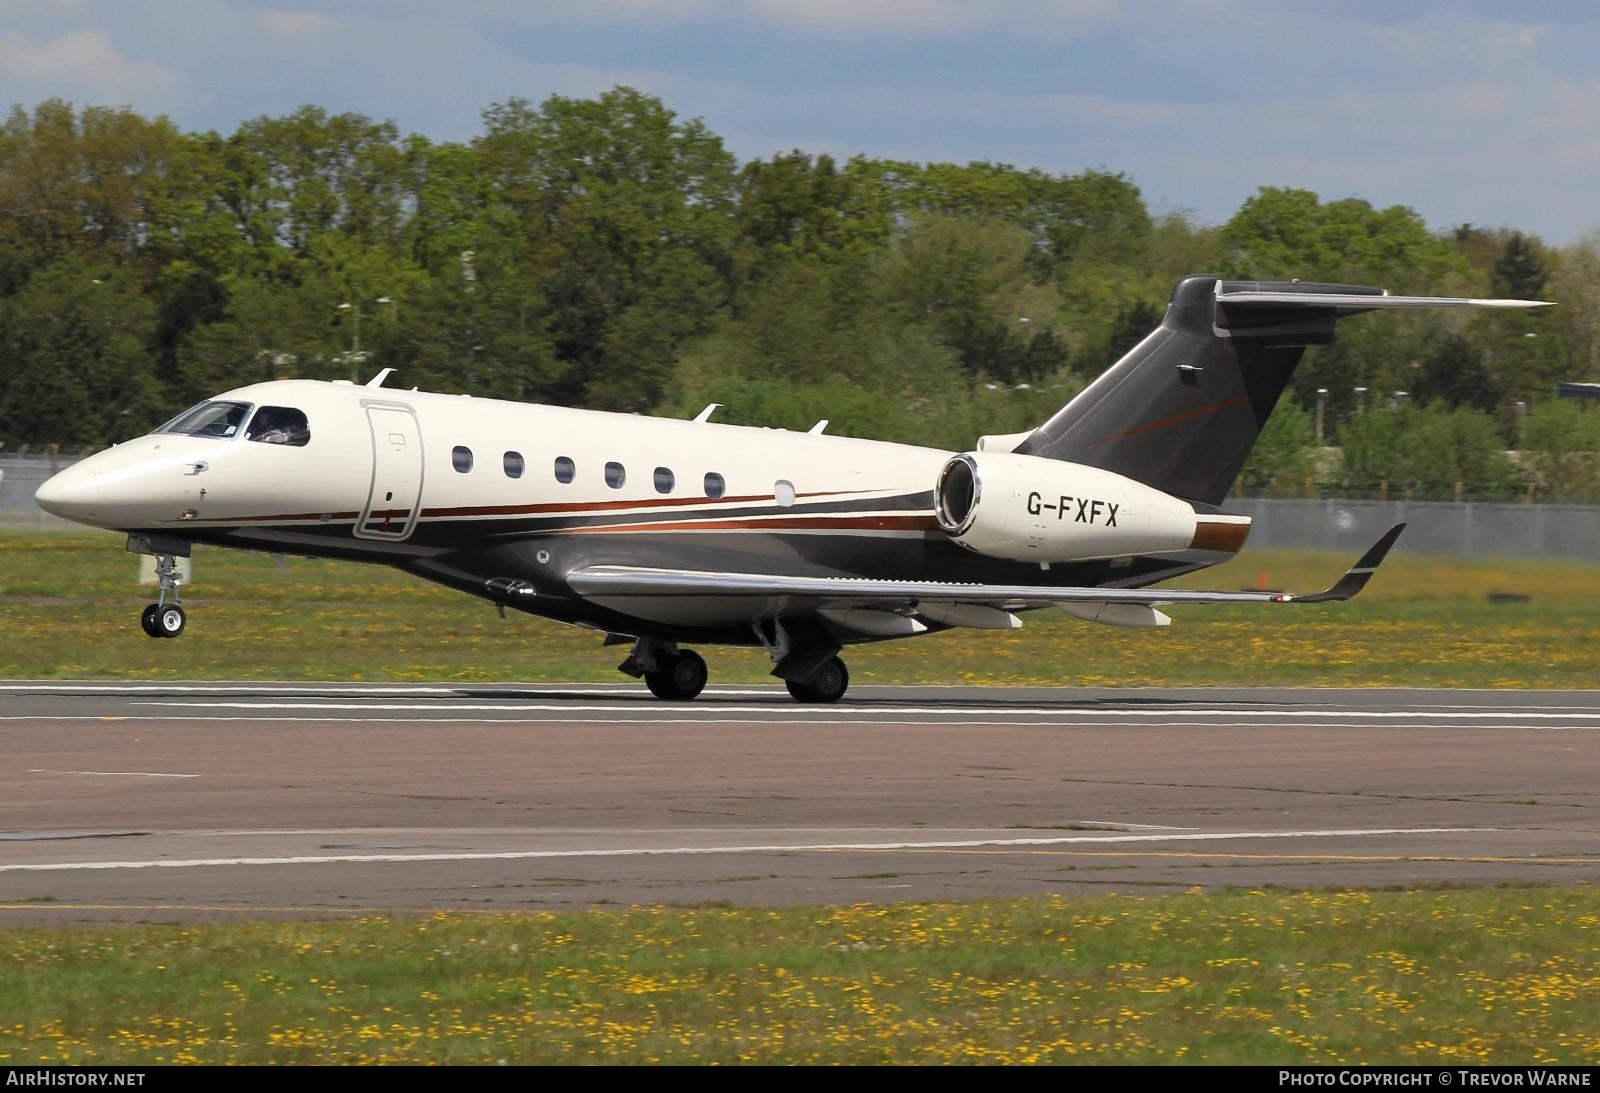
[{"x1": 156, "y1": 401, "x2": 253, "y2": 439}]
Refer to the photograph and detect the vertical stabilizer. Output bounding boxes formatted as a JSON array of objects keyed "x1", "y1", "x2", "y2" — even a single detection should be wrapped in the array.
[{"x1": 1013, "y1": 275, "x2": 1550, "y2": 507}]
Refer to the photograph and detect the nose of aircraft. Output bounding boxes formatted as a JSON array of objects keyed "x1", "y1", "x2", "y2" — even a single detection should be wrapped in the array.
[
  {"x1": 35, "y1": 460, "x2": 114, "y2": 524},
  {"x1": 35, "y1": 441, "x2": 205, "y2": 529}
]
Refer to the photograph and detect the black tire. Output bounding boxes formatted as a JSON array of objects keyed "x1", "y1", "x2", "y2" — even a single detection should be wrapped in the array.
[
  {"x1": 140, "y1": 604, "x2": 162, "y2": 638},
  {"x1": 666, "y1": 649, "x2": 707, "y2": 700},
  {"x1": 155, "y1": 604, "x2": 186, "y2": 638},
  {"x1": 644, "y1": 668, "x2": 675, "y2": 699},
  {"x1": 785, "y1": 655, "x2": 849, "y2": 704},
  {"x1": 644, "y1": 650, "x2": 708, "y2": 701}
]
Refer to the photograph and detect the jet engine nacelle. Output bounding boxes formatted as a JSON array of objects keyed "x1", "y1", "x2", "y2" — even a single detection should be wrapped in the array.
[{"x1": 934, "y1": 451, "x2": 1198, "y2": 563}]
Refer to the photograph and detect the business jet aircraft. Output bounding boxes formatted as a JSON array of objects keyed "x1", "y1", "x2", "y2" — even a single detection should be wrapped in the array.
[{"x1": 35, "y1": 275, "x2": 1548, "y2": 702}]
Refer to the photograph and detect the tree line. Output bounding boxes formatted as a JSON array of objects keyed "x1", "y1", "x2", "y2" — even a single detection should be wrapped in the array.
[{"x1": 4, "y1": 89, "x2": 1600, "y2": 500}]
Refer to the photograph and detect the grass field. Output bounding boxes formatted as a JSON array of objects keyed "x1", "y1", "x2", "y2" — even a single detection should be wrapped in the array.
[
  {"x1": 2, "y1": 888, "x2": 1597, "y2": 1065},
  {"x1": 1, "y1": 530, "x2": 1598, "y2": 686},
  {"x1": 4, "y1": 534, "x2": 1599, "y2": 1066}
]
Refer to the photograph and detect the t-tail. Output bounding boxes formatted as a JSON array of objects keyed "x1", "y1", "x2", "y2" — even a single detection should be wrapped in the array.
[{"x1": 1010, "y1": 275, "x2": 1552, "y2": 507}]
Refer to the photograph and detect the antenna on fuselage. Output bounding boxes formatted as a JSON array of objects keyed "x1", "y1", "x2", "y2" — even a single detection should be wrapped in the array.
[
  {"x1": 692, "y1": 403, "x2": 721, "y2": 424},
  {"x1": 365, "y1": 368, "x2": 396, "y2": 389}
]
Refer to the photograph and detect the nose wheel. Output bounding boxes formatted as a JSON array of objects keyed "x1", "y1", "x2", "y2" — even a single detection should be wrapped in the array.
[
  {"x1": 139, "y1": 553, "x2": 188, "y2": 639},
  {"x1": 140, "y1": 602, "x2": 187, "y2": 638}
]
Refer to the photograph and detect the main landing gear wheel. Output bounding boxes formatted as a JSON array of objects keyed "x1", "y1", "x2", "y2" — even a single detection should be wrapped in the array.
[
  {"x1": 785, "y1": 655, "x2": 849, "y2": 704},
  {"x1": 142, "y1": 603, "x2": 186, "y2": 639},
  {"x1": 645, "y1": 649, "x2": 708, "y2": 701}
]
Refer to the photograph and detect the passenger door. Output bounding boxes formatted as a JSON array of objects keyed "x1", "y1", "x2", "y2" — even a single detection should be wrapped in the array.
[{"x1": 356, "y1": 403, "x2": 424, "y2": 540}]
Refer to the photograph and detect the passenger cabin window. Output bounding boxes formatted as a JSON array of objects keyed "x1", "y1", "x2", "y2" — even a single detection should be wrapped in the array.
[
  {"x1": 503, "y1": 451, "x2": 524, "y2": 478},
  {"x1": 453, "y1": 446, "x2": 473, "y2": 473},
  {"x1": 157, "y1": 401, "x2": 251, "y2": 440},
  {"x1": 653, "y1": 467, "x2": 674, "y2": 494},
  {"x1": 775, "y1": 479, "x2": 796, "y2": 507},
  {"x1": 554, "y1": 456, "x2": 575, "y2": 484},
  {"x1": 246, "y1": 406, "x2": 310, "y2": 447},
  {"x1": 704, "y1": 472, "x2": 725, "y2": 500},
  {"x1": 605, "y1": 462, "x2": 626, "y2": 489}
]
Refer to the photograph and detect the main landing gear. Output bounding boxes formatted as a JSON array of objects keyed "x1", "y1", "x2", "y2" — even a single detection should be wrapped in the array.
[
  {"x1": 617, "y1": 638, "x2": 708, "y2": 701},
  {"x1": 784, "y1": 655, "x2": 849, "y2": 704},
  {"x1": 616, "y1": 629, "x2": 852, "y2": 704},
  {"x1": 139, "y1": 553, "x2": 187, "y2": 639}
]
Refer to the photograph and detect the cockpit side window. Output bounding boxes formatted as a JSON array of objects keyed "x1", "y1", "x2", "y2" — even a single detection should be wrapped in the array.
[
  {"x1": 246, "y1": 406, "x2": 311, "y2": 447},
  {"x1": 156, "y1": 401, "x2": 253, "y2": 440}
]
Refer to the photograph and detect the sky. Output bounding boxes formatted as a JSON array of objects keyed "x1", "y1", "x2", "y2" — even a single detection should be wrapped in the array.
[{"x1": 1, "y1": 0, "x2": 1597, "y2": 243}]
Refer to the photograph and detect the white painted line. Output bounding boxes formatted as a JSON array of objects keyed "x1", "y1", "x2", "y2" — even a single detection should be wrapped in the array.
[
  {"x1": 0, "y1": 683, "x2": 780, "y2": 697},
  {"x1": 2, "y1": 715, "x2": 1592, "y2": 730},
  {"x1": 0, "y1": 828, "x2": 1486, "y2": 874},
  {"x1": 26, "y1": 770, "x2": 198, "y2": 779},
  {"x1": 133, "y1": 701, "x2": 1600, "y2": 722}
]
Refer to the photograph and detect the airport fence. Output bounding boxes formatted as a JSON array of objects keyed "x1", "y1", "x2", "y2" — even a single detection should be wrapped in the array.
[{"x1": 2, "y1": 455, "x2": 1597, "y2": 561}]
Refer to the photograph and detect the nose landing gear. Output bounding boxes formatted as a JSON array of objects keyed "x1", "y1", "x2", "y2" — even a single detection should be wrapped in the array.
[{"x1": 139, "y1": 553, "x2": 187, "y2": 639}]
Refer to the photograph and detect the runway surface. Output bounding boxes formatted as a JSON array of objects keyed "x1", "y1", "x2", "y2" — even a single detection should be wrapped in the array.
[{"x1": 2, "y1": 681, "x2": 1599, "y2": 922}]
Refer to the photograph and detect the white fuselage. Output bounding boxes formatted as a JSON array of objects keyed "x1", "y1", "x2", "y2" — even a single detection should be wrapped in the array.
[
  {"x1": 36, "y1": 378, "x2": 1223, "y2": 645},
  {"x1": 37, "y1": 379, "x2": 949, "y2": 547}
]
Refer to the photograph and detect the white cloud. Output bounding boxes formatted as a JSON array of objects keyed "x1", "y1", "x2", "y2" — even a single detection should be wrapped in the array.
[
  {"x1": 0, "y1": 27, "x2": 180, "y2": 100},
  {"x1": 257, "y1": 9, "x2": 338, "y2": 38}
]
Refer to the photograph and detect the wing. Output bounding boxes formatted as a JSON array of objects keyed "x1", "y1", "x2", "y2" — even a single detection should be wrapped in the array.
[{"x1": 567, "y1": 524, "x2": 1405, "y2": 614}]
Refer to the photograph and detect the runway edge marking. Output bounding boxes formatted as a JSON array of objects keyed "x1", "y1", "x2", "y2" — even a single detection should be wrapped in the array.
[{"x1": 0, "y1": 827, "x2": 1489, "y2": 874}]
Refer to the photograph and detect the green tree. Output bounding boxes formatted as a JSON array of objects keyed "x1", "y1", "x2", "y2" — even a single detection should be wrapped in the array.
[
  {"x1": 1519, "y1": 400, "x2": 1600, "y2": 501},
  {"x1": 880, "y1": 216, "x2": 1066, "y2": 383},
  {"x1": 1399, "y1": 406, "x2": 1520, "y2": 498},
  {"x1": 732, "y1": 152, "x2": 892, "y2": 286},
  {"x1": 1410, "y1": 331, "x2": 1499, "y2": 414},
  {"x1": 477, "y1": 87, "x2": 737, "y2": 408},
  {"x1": 1334, "y1": 406, "x2": 1408, "y2": 495},
  {"x1": 1223, "y1": 188, "x2": 1469, "y2": 291},
  {"x1": 0, "y1": 256, "x2": 162, "y2": 446},
  {"x1": 227, "y1": 106, "x2": 409, "y2": 255},
  {"x1": 1241, "y1": 402, "x2": 1319, "y2": 494},
  {"x1": 1492, "y1": 231, "x2": 1549, "y2": 299},
  {"x1": 368, "y1": 251, "x2": 560, "y2": 401}
]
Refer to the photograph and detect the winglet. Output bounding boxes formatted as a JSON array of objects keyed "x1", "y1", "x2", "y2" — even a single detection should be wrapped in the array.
[{"x1": 1288, "y1": 523, "x2": 1405, "y2": 603}]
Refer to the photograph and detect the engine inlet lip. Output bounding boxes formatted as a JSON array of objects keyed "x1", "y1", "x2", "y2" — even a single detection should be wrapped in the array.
[{"x1": 934, "y1": 454, "x2": 982, "y2": 536}]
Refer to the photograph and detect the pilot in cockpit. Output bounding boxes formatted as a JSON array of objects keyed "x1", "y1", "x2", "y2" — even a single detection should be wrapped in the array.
[{"x1": 246, "y1": 407, "x2": 310, "y2": 446}]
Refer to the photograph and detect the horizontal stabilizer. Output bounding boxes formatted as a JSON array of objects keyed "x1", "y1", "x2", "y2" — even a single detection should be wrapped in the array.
[{"x1": 1218, "y1": 290, "x2": 1553, "y2": 311}]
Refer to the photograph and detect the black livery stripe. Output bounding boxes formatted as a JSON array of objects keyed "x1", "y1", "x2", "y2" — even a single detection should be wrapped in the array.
[{"x1": 192, "y1": 490, "x2": 936, "y2": 533}]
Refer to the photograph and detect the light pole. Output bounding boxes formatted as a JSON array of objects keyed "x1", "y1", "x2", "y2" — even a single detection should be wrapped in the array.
[
  {"x1": 337, "y1": 302, "x2": 360, "y2": 380},
  {"x1": 1315, "y1": 387, "x2": 1328, "y2": 443},
  {"x1": 1353, "y1": 386, "x2": 1368, "y2": 415},
  {"x1": 338, "y1": 297, "x2": 392, "y2": 381}
]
